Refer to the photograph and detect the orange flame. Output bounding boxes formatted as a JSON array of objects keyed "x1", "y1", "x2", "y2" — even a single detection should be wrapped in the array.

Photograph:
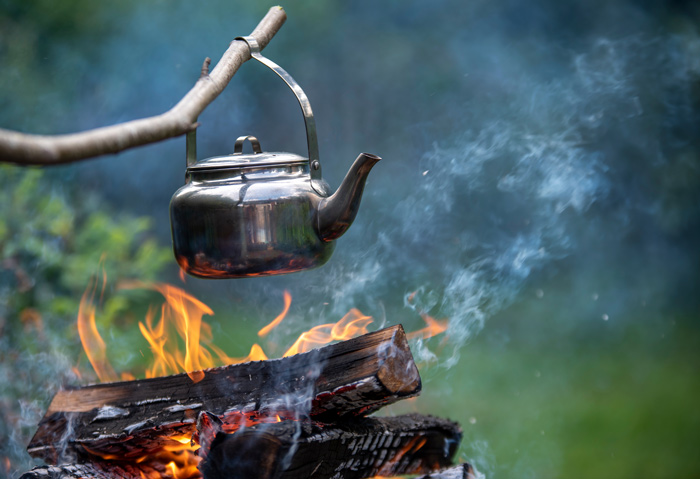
[
  {"x1": 405, "y1": 290, "x2": 449, "y2": 340},
  {"x1": 258, "y1": 290, "x2": 292, "y2": 337},
  {"x1": 153, "y1": 435, "x2": 200, "y2": 479},
  {"x1": 121, "y1": 280, "x2": 223, "y2": 383},
  {"x1": 77, "y1": 275, "x2": 118, "y2": 383},
  {"x1": 406, "y1": 312, "x2": 448, "y2": 340},
  {"x1": 235, "y1": 343, "x2": 269, "y2": 362},
  {"x1": 79, "y1": 278, "x2": 450, "y2": 387},
  {"x1": 78, "y1": 275, "x2": 281, "y2": 387},
  {"x1": 282, "y1": 308, "x2": 374, "y2": 357},
  {"x1": 79, "y1": 273, "x2": 451, "y2": 389}
]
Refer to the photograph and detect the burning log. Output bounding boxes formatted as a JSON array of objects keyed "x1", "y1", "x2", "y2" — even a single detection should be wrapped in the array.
[
  {"x1": 20, "y1": 414, "x2": 461, "y2": 479},
  {"x1": 28, "y1": 325, "x2": 421, "y2": 463},
  {"x1": 18, "y1": 462, "x2": 154, "y2": 479},
  {"x1": 196, "y1": 412, "x2": 462, "y2": 479}
]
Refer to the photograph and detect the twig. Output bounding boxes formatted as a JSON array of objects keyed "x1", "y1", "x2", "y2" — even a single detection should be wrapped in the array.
[{"x1": 0, "y1": 6, "x2": 287, "y2": 166}]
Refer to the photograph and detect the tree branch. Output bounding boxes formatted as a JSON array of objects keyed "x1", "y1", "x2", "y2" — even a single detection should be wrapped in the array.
[{"x1": 0, "y1": 6, "x2": 287, "y2": 166}]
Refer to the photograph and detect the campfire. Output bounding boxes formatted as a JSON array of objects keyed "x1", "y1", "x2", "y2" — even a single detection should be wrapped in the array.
[
  {"x1": 20, "y1": 281, "x2": 474, "y2": 479},
  {"x1": 6, "y1": 6, "x2": 475, "y2": 479}
]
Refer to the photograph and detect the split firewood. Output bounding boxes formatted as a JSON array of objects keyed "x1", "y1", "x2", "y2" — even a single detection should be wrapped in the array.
[
  {"x1": 20, "y1": 414, "x2": 463, "y2": 479},
  {"x1": 28, "y1": 325, "x2": 421, "y2": 463},
  {"x1": 197, "y1": 412, "x2": 462, "y2": 479}
]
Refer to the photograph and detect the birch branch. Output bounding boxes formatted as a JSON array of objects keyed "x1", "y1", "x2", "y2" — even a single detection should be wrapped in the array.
[{"x1": 0, "y1": 6, "x2": 287, "y2": 166}]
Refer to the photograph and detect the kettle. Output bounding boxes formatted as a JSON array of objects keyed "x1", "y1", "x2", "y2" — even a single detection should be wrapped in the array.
[{"x1": 170, "y1": 36, "x2": 381, "y2": 278}]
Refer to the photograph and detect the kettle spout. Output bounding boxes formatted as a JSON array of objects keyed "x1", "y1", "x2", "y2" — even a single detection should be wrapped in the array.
[{"x1": 317, "y1": 153, "x2": 381, "y2": 241}]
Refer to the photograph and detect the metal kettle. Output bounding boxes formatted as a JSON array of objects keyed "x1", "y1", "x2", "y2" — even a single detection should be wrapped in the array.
[{"x1": 170, "y1": 36, "x2": 381, "y2": 279}]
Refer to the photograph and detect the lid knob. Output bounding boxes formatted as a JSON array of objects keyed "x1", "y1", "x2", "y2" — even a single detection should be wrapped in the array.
[{"x1": 233, "y1": 135, "x2": 262, "y2": 155}]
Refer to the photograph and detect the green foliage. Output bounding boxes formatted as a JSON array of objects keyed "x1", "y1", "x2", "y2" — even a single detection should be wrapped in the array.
[
  {"x1": 0, "y1": 165, "x2": 171, "y2": 342},
  {"x1": 0, "y1": 164, "x2": 172, "y2": 474}
]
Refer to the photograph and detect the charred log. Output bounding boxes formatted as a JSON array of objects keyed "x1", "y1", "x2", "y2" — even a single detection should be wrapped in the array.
[
  {"x1": 18, "y1": 462, "x2": 155, "y2": 479},
  {"x1": 29, "y1": 325, "x2": 421, "y2": 463},
  {"x1": 198, "y1": 413, "x2": 462, "y2": 479}
]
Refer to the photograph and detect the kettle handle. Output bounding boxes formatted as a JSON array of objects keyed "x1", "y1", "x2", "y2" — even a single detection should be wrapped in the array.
[{"x1": 236, "y1": 36, "x2": 323, "y2": 188}]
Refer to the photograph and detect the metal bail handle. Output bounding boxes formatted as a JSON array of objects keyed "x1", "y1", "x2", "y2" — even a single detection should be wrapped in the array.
[
  {"x1": 186, "y1": 128, "x2": 197, "y2": 168},
  {"x1": 236, "y1": 36, "x2": 322, "y2": 185}
]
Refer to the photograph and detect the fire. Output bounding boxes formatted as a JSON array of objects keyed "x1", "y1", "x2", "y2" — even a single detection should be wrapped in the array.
[
  {"x1": 160, "y1": 436, "x2": 199, "y2": 479},
  {"x1": 228, "y1": 342, "x2": 268, "y2": 363},
  {"x1": 79, "y1": 277, "x2": 448, "y2": 386},
  {"x1": 124, "y1": 281, "x2": 219, "y2": 383},
  {"x1": 258, "y1": 289, "x2": 291, "y2": 337},
  {"x1": 283, "y1": 308, "x2": 374, "y2": 357},
  {"x1": 82, "y1": 435, "x2": 201, "y2": 479},
  {"x1": 376, "y1": 435, "x2": 428, "y2": 477},
  {"x1": 77, "y1": 274, "x2": 118, "y2": 383},
  {"x1": 405, "y1": 290, "x2": 449, "y2": 340},
  {"x1": 406, "y1": 312, "x2": 448, "y2": 340},
  {"x1": 76, "y1": 271, "x2": 449, "y2": 479}
]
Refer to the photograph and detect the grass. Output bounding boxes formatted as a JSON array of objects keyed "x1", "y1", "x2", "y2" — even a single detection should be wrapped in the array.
[{"x1": 384, "y1": 307, "x2": 700, "y2": 478}]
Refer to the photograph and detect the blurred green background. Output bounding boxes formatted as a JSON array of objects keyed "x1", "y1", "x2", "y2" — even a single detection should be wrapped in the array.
[{"x1": 1, "y1": 1, "x2": 699, "y2": 478}]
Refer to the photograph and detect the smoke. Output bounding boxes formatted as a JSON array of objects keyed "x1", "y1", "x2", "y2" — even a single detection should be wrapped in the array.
[
  {"x1": 462, "y1": 440, "x2": 493, "y2": 479},
  {"x1": 300, "y1": 30, "x2": 700, "y2": 370},
  {"x1": 0, "y1": 349, "x2": 78, "y2": 477}
]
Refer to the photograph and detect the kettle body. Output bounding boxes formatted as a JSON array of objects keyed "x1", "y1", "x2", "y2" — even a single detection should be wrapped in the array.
[
  {"x1": 169, "y1": 36, "x2": 380, "y2": 279},
  {"x1": 171, "y1": 144, "x2": 336, "y2": 278}
]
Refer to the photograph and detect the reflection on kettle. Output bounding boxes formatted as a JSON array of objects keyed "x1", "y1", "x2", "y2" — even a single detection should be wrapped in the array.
[{"x1": 169, "y1": 37, "x2": 381, "y2": 279}]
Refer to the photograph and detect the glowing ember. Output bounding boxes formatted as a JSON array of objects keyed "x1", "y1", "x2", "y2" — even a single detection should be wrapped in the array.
[
  {"x1": 376, "y1": 435, "x2": 428, "y2": 477},
  {"x1": 83, "y1": 435, "x2": 201, "y2": 478},
  {"x1": 159, "y1": 435, "x2": 199, "y2": 479}
]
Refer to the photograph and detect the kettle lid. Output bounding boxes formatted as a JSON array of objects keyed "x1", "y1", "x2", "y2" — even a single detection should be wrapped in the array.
[{"x1": 187, "y1": 135, "x2": 308, "y2": 171}]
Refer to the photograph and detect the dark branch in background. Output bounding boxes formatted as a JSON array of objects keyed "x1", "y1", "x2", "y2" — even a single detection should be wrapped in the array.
[{"x1": 0, "y1": 6, "x2": 286, "y2": 166}]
